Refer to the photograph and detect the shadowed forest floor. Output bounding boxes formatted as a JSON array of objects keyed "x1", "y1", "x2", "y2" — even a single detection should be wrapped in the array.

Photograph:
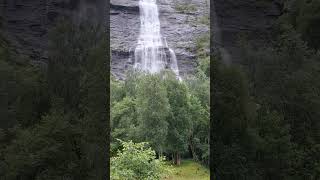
[{"x1": 163, "y1": 160, "x2": 210, "y2": 180}]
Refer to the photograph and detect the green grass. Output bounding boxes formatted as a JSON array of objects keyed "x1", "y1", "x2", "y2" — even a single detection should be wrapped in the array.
[{"x1": 163, "y1": 160, "x2": 210, "y2": 180}]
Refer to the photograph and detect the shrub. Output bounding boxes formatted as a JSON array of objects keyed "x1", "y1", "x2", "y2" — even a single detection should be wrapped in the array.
[{"x1": 111, "y1": 140, "x2": 167, "y2": 180}]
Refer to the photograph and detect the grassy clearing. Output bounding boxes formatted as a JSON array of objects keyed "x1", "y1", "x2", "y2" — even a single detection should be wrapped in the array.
[{"x1": 163, "y1": 160, "x2": 210, "y2": 180}]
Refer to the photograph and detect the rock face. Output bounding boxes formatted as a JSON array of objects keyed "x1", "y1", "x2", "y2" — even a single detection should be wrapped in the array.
[
  {"x1": 213, "y1": 0, "x2": 282, "y2": 63},
  {"x1": 1, "y1": 0, "x2": 48, "y2": 62},
  {"x1": 0, "y1": 0, "x2": 106, "y2": 62},
  {"x1": 1, "y1": 0, "x2": 281, "y2": 73},
  {"x1": 111, "y1": 0, "x2": 210, "y2": 79}
]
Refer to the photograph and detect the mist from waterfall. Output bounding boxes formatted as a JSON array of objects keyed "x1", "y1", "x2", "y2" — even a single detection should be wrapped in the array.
[{"x1": 132, "y1": 0, "x2": 180, "y2": 78}]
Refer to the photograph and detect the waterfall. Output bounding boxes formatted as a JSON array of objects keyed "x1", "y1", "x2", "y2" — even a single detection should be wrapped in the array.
[{"x1": 132, "y1": 0, "x2": 180, "y2": 79}]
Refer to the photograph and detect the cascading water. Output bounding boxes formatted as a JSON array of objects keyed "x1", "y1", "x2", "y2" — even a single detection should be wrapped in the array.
[{"x1": 132, "y1": 0, "x2": 180, "y2": 78}]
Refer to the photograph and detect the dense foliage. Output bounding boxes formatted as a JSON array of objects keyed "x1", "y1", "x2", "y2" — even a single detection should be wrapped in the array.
[
  {"x1": 111, "y1": 140, "x2": 167, "y2": 180},
  {"x1": 110, "y1": 24, "x2": 210, "y2": 173},
  {"x1": 0, "y1": 20, "x2": 108, "y2": 179},
  {"x1": 211, "y1": 0, "x2": 320, "y2": 179},
  {"x1": 282, "y1": 0, "x2": 320, "y2": 49},
  {"x1": 111, "y1": 56, "x2": 210, "y2": 170},
  {"x1": 2, "y1": 0, "x2": 319, "y2": 179}
]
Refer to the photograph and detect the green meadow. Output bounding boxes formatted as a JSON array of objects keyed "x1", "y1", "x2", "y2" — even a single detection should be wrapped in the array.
[{"x1": 164, "y1": 160, "x2": 210, "y2": 180}]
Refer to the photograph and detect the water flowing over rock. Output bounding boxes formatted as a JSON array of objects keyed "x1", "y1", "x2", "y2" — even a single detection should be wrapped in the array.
[
  {"x1": 131, "y1": 0, "x2": 180, "y2": 78},
  {"x1": 111, "y1": 0, "x2": 210, "y2": 79},
  {"x1": 0, "y1": 0, "x2": 281, "y2": 70}
]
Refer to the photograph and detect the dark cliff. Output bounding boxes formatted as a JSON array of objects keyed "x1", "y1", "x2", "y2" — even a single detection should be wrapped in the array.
[
  {"x1": 213, "y1": 0, "x2": 282, "y2": 63},
  {"x1": 0, "y1": 0, "x2": 107, "y2": 63},
  {"x1": 1, "y1": 0, "x2": 281, "y2": 70}
]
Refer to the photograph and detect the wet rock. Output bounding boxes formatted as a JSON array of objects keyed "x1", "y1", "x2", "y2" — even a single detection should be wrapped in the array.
[
  {"x1": 111, "y1": 0, "x2": 210, "y2": 79},
  {"x1": 0, "y1": 0, "x2": 281, "y2": 76}
]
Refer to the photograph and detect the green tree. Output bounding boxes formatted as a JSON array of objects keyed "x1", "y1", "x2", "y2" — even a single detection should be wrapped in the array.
[
  {"x1": 111, "y1": 97, "x2": 138, "y2": 155},
  {"x1": 188, "y1": 94, "x2": 209, "y2": 165},
  {"x1": 1, "y1": 103, "x2": 84, "y2": 179},
  {"x1": 239, "y1": 27, "x2": 320, "y2": 178},
  {"x1": 135, "y1": 74, "x2": 170, "y2": 154},
  {"x1": 245, "y1": 108, "x2": 296, "y2": 179},
  {"x1": 211, "y1": 58, "x2": 258, "y2": 179},
  {"x1": 110, "y1": 77, "x2": 125, "y2": 105},
  {"x1": 79, "y1": 31, "x2": 108, "y2": 179},
  {"x1": 163, "y1": 71, "x2": 191, "y2": 165},
  {"x1": 283, "y1": 0, "x2": 320, "y2": 49},
  {"x1": 0, "y1": 19, "x2": 109, "y2": 179}
]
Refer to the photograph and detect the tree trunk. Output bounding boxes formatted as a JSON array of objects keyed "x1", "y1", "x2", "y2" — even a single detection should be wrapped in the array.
[
  {"x1": 174, "y1": 152, "x2": 181, "y2": 166},
  {"x1": 159, "y1": 149, "x2": 163, "y2": 159},
  {"x1": 172, "y1": 152, "x2": 181, "y2": 165},
  {"x1": 189, "y1": 137, "x2": 198, "y2": 161},
  {"x1": 176, "y1": 152, "x2": 181, "y2": 165},
  {"x1": 172, "y1": 153, "x2": 174, "y2": 164}
]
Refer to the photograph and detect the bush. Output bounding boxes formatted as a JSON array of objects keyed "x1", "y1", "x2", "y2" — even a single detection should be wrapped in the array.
[{"x1": 111, "y1": 140, "x2": 167, "y2": 180}]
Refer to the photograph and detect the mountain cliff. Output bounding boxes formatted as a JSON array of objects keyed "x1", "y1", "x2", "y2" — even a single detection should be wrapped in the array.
[
  {"x1": 1, "y1": 0, "x2": 281, "y2": 73},
  {"x1": 0, "y1": 0, "x2": 106, "y2": 63},
  {"x1": 213, "y1": 0, "x2": 282, "y2": 63},
  {"x1": 110, "y1": 0, "x2": 210, "y2": 79}
]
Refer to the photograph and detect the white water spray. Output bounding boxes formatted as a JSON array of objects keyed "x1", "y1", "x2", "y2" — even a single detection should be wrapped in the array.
[{"x1": 132, "y1": 0, "x2": 180, "y2": 78}]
